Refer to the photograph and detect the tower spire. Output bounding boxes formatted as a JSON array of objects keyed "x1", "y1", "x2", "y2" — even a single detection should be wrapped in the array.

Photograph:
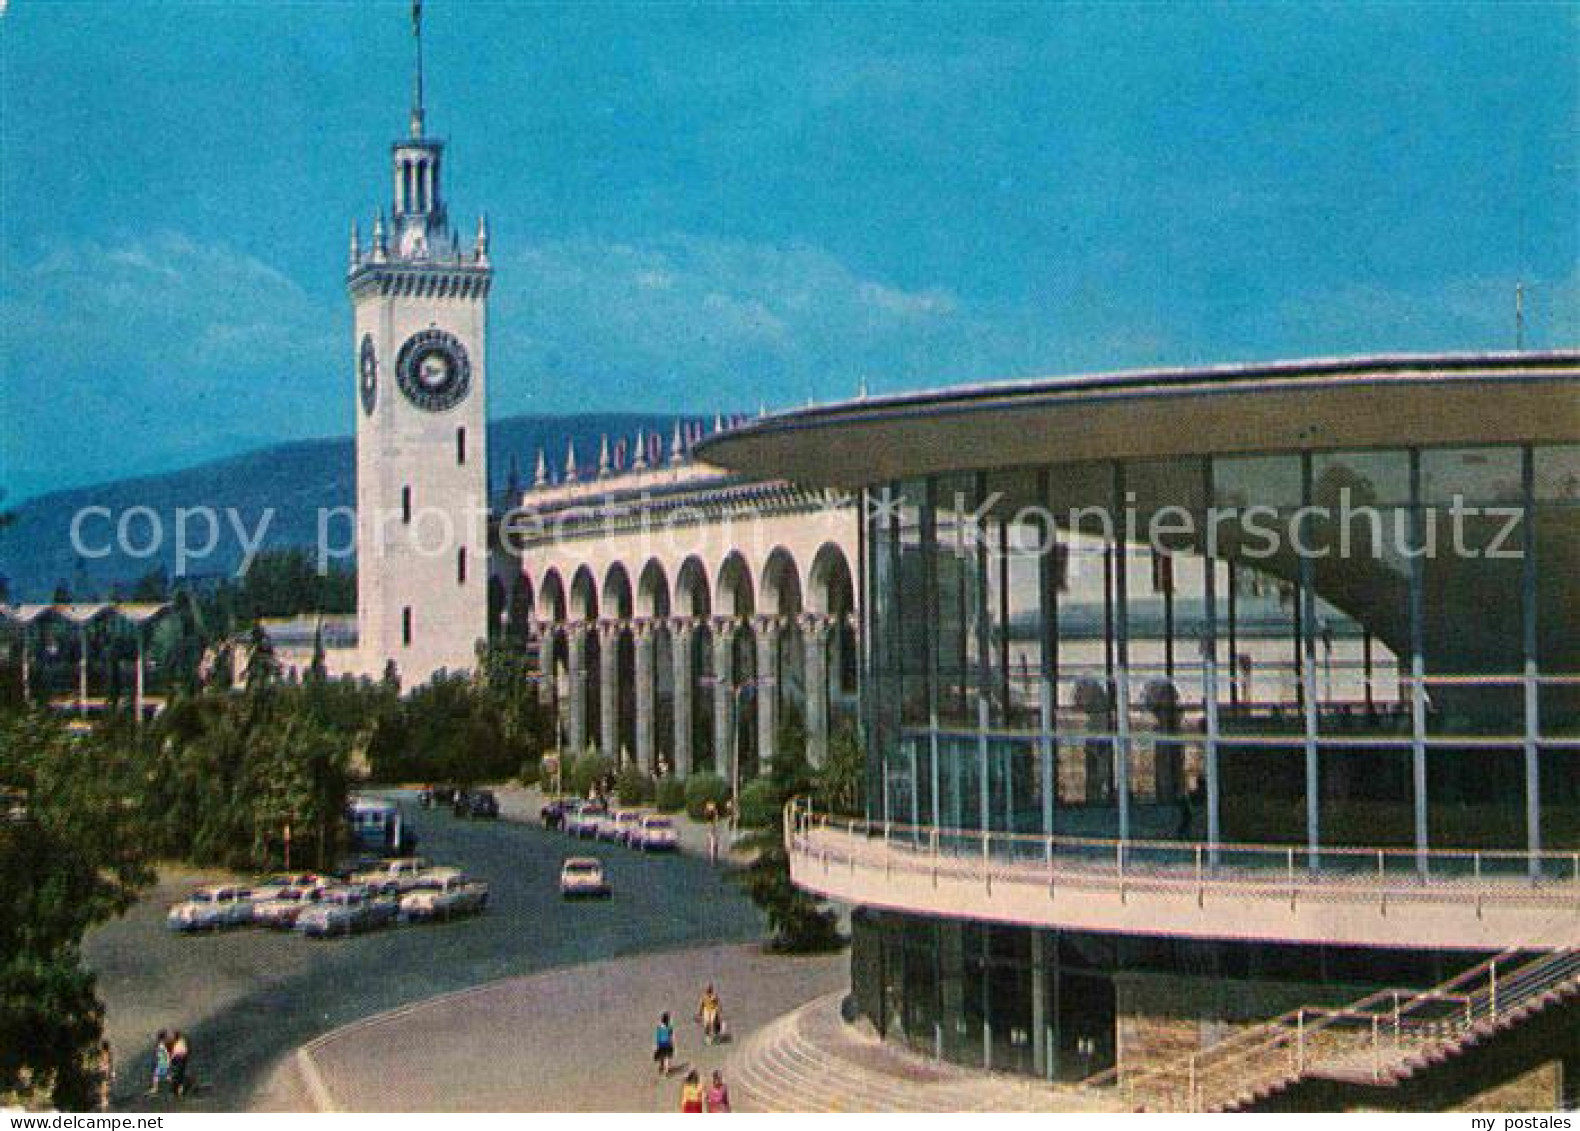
[{"x1": 410, "y1": 0, "x2": 426, "y2": 138}]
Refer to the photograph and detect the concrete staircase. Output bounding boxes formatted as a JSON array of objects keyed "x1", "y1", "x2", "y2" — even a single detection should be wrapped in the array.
[
  {"x1": 1097, "y1": 946, "x2": 1580, "y2": 1112},
  {"x1": 729, "y1": 992, "x2": 1116, "y2": 1113}
]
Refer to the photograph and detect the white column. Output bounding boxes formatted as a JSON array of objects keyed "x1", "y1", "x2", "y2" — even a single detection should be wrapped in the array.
[
  {"x1": 802, "y1": 614, "x2": 831, "y2": 766},
  {"x1": 671, "y1": 620, "x2": 695, "y2": 777},
  {"x1": 713, "y1": 619, "x2": 737, "y2": 779},
  {"x1": 534, "y1": 622, "x2": 557, "y2": 712},
  {"x1": 78, "y1": 624, "x2": 89, "y2": 717},
  {"x1": 635, "y1": 621, "x2": 656, "y2": 773},
  {"x1": 567, "y1": 626, "x2": 588, "y2": 755},
  {"x1": 599, "y1": 623, "x2": 620, "y2": 761},
  {"x1": 134, "y1": 626, "x2": 146, "y2": 723},
  {"x1": 756, "y1": 616, "x2": 780, "y2": 776}
]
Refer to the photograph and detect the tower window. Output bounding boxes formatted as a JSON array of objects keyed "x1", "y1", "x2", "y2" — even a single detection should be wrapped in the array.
[
  {"x1": 402, "y1": 606, "x2": 413, "y2": 647},
  {"x1": 457, "y1": 547, "x2": 468, "y2": 585},
  {"x1": 402, "y1": 486, "x2": 412, "y2": 524},
  {"x1": 457, "y1": 427, "x2": 467, "y2": 466}
]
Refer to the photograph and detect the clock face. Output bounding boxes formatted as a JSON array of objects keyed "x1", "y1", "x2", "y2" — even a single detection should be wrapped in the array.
[
  {"x1": 358, "y1": 335, "x2": 378, "y2": 416},
  {"x1": 396, "y1": 328, "x2": 471, "y2": 412}
]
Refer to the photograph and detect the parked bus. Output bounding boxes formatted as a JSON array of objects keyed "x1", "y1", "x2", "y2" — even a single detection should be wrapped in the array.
[{"x1": 348, "y1": 796, "x2": 418, "y2": 854}]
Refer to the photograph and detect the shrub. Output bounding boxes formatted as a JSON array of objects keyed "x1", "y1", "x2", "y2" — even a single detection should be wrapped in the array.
[
  {"x1": 685, "y1": 772, "x2": 730, "y2": 821},
  {"x1": 654, "y1": 777, "x2": 686, "y2": 813},
  {"x1": 736, "y1": 776, "x2": 781, "y2": 830},
  {"x1": 615, "y1": 764, "x2": 655, "y2": 805},
  {"x1": 517, "y1": 756, "x2": 541, "y2": 789},
  {"x1": 566, "y1": 748, "x2": 614, "y2": 797}
]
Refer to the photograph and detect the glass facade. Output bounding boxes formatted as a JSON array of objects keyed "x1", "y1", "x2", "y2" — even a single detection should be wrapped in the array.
[
  {"x1": 864, "y1": 443, "x2": 1580, "y2": 857},
  {"x1": 851, "y1": 910, "x2": 1466, "y2": 1082}
]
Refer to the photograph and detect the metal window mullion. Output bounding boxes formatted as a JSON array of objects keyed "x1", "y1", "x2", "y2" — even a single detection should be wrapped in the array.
[
  {"x1": 1203, "y1": 459, "x2": 1222, "y2": 863},
  {"x1": 1409, "y1": 451, "x2": 1430, "y2": 875},
  {"x1": 1301, "y1": 453, "x2": 1321, "y2": 868},
  {"x1": 1113, "y1": 462, "x2": 1131, "y2": 844},
  {"x1": 925, "y1": 479, "x2": 942, "y2": 832},
  {"x1": 975, "y1": 473, "x2": 992, "y2": 834},
  {"x1": 1038, "y1": 469, "x2": 1057, "y2": 844},
  {"x1": 1522, "y1": 446, "x2": 1541, "y2": 874}
]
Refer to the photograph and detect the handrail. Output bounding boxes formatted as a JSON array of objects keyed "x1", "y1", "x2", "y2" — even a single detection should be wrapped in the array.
[
  {"x1": 785, "y1": 796, "x2": 1580, "y2": 876},
  {"x1": 1099, "y1": 944, "x2": 1580, "y2": 1111}
]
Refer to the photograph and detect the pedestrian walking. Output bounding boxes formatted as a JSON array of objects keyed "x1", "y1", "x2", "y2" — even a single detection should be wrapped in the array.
[
  {"x1": 679, "y1": 1069, "x2": 704, "y2": 1112},
  {"x1": 168, "y1": 1031, "x2": 190, "y2": 1098},
  {"x1": 705, "y1": 801, "x2": 719, "y2": 865},
  {"x1": 147, "y1": 1031, "x2": 170, "y2": 1096},
  {"x1": 96, "y1": 1040, "x2": 114, "y2": 1112},
  {"x1": 696, "y1": 983, "x2": 722, "y2": 1045},
  {"x1": 654, "y1": 1012, "x2": 676, "y2": 1077},
  {"x1": 704, "y1": 1070, "x2": 731, "y2": 1113}
]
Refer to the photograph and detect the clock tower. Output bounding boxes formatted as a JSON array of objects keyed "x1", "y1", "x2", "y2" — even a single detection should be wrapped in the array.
[{"x1": 349, "y1": 1, "x2": 490, "y2": 686}]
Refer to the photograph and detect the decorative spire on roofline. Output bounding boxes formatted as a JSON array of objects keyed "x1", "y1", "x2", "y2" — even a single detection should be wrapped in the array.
[{"x1": 410, "y1": 0, "x2": 427, "y2": 138}]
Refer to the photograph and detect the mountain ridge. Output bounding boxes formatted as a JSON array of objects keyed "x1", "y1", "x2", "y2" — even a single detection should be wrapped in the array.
[{"x1": 0, "y1": 412, "x2": 692, "y2": 601}]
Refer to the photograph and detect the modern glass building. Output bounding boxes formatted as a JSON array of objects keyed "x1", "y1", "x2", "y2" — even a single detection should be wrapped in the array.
[{"x1": 699, "y1": 353, "x2": 1580, "y2": 1102}]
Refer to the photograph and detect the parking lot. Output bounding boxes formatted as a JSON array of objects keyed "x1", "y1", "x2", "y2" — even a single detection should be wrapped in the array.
[{"x1": 85, "y1": 790, "x2": 765, "y2": 1111}]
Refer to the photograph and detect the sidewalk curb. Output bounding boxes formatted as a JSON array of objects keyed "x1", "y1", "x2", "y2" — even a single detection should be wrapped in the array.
[{"x1": 295, "y1": 1046, "x2": 340, "y2": 1114}]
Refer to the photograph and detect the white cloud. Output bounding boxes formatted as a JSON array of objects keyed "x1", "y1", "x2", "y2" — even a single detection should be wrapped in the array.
[
  {"x1": 493, "y1": 232, "x2": 986, "y2": 411},
  {"x1": 4, "y1": 230, "x2": 334, "y2": 374},
  {"x1": 0, "y1": 231, "x2": 341, "y2": 498}
]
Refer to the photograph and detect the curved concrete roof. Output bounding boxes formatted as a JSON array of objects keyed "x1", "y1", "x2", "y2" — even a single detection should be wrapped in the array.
[
  {"x1": 697, "y1": 351, "x2": 1580, "y2": 488},
  {"x1": 0, "y1": 602, "x2": 173, "y2": 628}
]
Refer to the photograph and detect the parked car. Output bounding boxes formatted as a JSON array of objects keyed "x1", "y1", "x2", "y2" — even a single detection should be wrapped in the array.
[
  {"x1": 295, "y1": 885, "x2": 400, "y2": 937},
  {"x1": 349, "y1": 856, "x2": 434, "y2": 894},
  {"x1": 540, "y1": 797, "x2": 570, "y2": 829},
  {"x1": 559, "y1": 857, "x2": 611, "y2": 899},
  {"x1": 454, "y1": 789, "x2": 499, "y2": 820},
  {"x1": 251, "y1": 883, "x2": 331, "y2": 928},
  {"x1": 167, "y1": 885, "x2": 255, "y2": 932},
  {"x1": 401, "y1": 871, "x2": 490, "y2": 921},
  {"x1": 634, "y1": 815, "x2": 680, "y2": 853},
  {"x1": 1, "y1": 790, "x2": 27, "y2": 823},
  {"x1": 595, "y1": 808, "x2": 630, "y2": 842},
  {"x1": 564, "y1": 802, "x2": 606, "y2": 839},
  {"x1": 607, "y1": 808, "x2": 647, "y2": 846},
  {"x1": 418, "y1": 785, "x2": 460, "y2": 810},
  {"x1": 248, "y1": 873, "x2": 328, "y2": 904}
]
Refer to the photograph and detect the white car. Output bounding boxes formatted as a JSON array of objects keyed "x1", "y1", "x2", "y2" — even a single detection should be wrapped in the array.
[
  {"x1": 248, "y1": 872, "x2": 329, "y2": 905},
  {"x1": 564, "y1": 804, "x2": 605, "y2": 839},
  {"x1": 167, "y1": 885, "x2": 255, "y2": 932},
  {"x1": 401, "y1": 872, "x2": 490, "y2": 921},
  {"x1": 559, "y1": 857, "x2": 611, "y2": 899},
  {"x1": 251, "y1": 883, "x2": 332, "y2": 928},
  {"x1": 607, "y1": 808, "x2": 647, "y2": 845},
  {"x1": 349, "y1": 856, "x2": 433, "y2": 894},
  {"x1": 295, "y1": 885, "x2": 400, "y2": 937},
  {"x1": 634, "y1": 815, "x2": 679, "y2": 852}
]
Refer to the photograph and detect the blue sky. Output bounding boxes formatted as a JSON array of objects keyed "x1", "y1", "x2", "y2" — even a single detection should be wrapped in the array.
[{"x1": 1, "y1": 1, "x2": 1575, "y2": 503}]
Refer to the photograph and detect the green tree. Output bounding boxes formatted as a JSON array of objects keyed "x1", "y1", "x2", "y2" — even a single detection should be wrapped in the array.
[
  {"x1": 734, "y1": 749, "x2": 842, "y2": 953},
  {"x1": 0, "y1": 715, "x2": 152, "y2": 1108},
  {"x1": 815, "y1": 724, "x2": 866, "y2": 817}
]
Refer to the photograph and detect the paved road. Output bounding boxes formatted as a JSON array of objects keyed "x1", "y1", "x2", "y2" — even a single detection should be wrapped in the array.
[{"x1": 84, "y1": 791, "x2": 765, "y2": 1111}]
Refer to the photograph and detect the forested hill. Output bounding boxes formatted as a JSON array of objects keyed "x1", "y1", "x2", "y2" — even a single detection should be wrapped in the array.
[{"x1": 0, "y1": 412, "x2": 687, "y2": 601}]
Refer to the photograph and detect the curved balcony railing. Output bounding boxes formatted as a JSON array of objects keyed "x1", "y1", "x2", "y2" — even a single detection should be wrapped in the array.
[{"x1": 785, "y1": 798, "x2": 1580, "y2": 949}]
